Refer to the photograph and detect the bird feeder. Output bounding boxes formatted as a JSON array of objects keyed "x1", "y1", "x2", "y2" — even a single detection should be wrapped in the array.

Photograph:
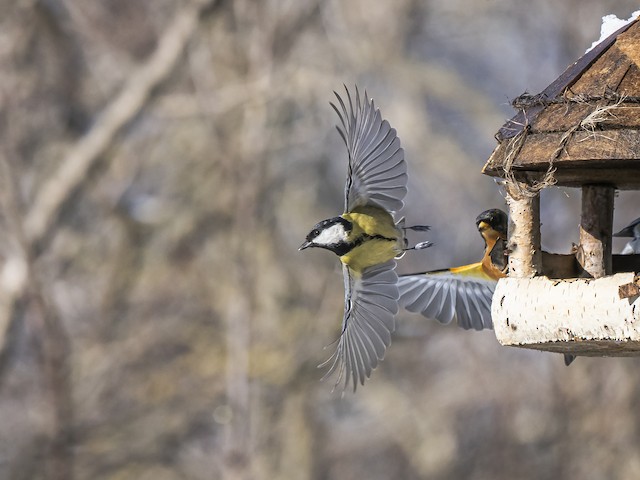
[{"x1": 482, "y1": 17, "x2": 640, "y2": 358}]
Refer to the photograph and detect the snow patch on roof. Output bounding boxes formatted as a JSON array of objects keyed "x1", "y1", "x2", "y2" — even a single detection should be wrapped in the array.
[{"x1": 586, "y1": 10, "x2": 640, "y2": 53}]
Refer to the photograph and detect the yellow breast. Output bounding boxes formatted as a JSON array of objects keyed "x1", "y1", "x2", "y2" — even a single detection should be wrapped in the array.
[
  {"x1": 340, "y1": 239, "x2": 399, "y2": 273},
  {"x1": 340, "y1": 206, "x2": 402, "y2": 273}
]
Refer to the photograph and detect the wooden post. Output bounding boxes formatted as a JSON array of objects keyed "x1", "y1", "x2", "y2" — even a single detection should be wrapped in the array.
[
  {"x1": 506, "y1": 188, "x2": 541, "y2": 278},
  {"x1": 579, "y1": 184, "x2": 614, "y2": 278}
]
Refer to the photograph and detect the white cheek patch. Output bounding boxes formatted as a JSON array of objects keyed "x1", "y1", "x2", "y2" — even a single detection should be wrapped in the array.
[{"x1": 315, "y1": 224, "x2": 348, "y2": 246}]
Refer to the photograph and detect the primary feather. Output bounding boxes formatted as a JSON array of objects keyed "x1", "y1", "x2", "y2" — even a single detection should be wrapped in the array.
[{"x1": 332, "y1": 87, "x2": 408, "y2": 214}]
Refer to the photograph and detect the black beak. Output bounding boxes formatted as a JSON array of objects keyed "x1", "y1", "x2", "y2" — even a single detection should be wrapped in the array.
[{"x1": 299, "y1": 241, "x2": 312, "y2": 251}]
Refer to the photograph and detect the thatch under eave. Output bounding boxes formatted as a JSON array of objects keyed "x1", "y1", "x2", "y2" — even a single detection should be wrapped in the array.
[{"x1": 483, "y1": 17, "x2": 640, "y2": 189}]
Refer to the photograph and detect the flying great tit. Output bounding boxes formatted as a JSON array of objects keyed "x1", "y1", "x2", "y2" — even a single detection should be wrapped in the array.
[
  {"x1": 398, "y1": 209, "x2": 577, "y2": 366},
  {"x1": 614, "y1": 216, "x2": 640, "y2": 254},
  {"x1": 299, "y1": 87, "x2": 430, "y2": 391},
  {"x1": 397, "y1": 208, "x2": 508, "y2": 330}
]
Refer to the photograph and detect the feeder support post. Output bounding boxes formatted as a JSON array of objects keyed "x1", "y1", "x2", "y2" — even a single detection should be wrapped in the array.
[
  {"x1": 506, "y1": 187, "x2": 541, "y2": 278},
  {"x1": 579, "y1": 184, "x2": 614, "y2": 278}
]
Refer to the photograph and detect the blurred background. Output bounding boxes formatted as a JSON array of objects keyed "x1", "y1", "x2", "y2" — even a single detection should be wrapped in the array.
[{"x1": 1, "y1": 0, "x2": 640, "y2": 479}]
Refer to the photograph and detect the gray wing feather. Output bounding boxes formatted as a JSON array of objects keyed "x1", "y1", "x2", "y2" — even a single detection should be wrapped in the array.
[
  {"x1": 455, "y1": 291, "x2": 473, "y2": 329},
  {"x1": 398, "y1": 272, "x2": 496, "y2": 330},
  {"x1": 320, "y1": 260, "x2": 398, "y2": 392},
  {"x1": 332, "y1": 87, "x2": 408, "y2": 214},
  {"x1": 400, "y1": 276, "x2": 449, "y2": 321},
  {"x1": 621, "y1": 239, "x2": 640, "y2": 254}
]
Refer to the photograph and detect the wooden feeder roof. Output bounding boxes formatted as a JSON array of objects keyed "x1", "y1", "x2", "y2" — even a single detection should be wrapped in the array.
[{"x1": 483, "y1": 18, "x2": 640, "y2": 189}]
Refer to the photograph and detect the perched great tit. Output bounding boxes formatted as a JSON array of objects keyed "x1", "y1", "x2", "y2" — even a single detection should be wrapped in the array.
[
  {"x1": 300, "y1": 87, "x2": 430, "y2": 391},
  {"x1": 397, "y1": 208, "x2": 508, "y2": 330},
  {"x1": 614, "y1": 216, "x2": 640, "y2": 254}
]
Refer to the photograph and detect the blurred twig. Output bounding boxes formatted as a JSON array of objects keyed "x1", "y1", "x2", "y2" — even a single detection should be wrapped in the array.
[
  {"x1": 0, "y1": 0, "x2": 218, "y2": 391},
  {"x1": 0, "y1": 150, "x2": 75, "y2": 480},
  {"x1": 24, "y1": 0, "x2": 218, "y2": 252},
  {"x1": 0, "y1": 150, "x2": 32, "y2": 387}
]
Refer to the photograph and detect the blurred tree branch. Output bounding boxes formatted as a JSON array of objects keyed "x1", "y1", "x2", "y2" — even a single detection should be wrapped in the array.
[
  {"x1": 0, "y1": 1, "x2": 218, "y2": 478},
  {"x1": 0, "y1": 149, "x2": 74, "y2": 479},
  {"x1": 24, "y1": 0, "x2": 219, "y2": 252},
  {"x1": 0, "y1": 0, "x2": 220, "y2": 386}
]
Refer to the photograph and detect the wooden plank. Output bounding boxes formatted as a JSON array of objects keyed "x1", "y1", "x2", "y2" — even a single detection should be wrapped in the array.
[
  {"x1": 541, "y1": 252, "x2": 580, "y2": 278},
  {"x1": 530, "y1": 103, "x2": 591, "y2": 132},
  {"x1": 506, "y1": 130, "x2": 640, "y2": 165},
  {"x1": 492, "y1": 273, "x2": 640, "y2": 357},
  {"x1": 588, "y1": 105, "x2": 640, "y2": 128},
  {"x1": 618, "y1": 64, "x2": 640, "y2": 95},
  {"x1": 483, "y1": 129, "x2": 640, "y2": 188},
  {"x1": 568, "y1": 45, "x2": 633, "y2": 95},
  {"x1": 532, "y1": 104, "x2": 640, "y2": 132},
  {"x1": 539, "y1": 253, "x2": 640, "y2": 278},
  {"x1": 617, "y1": 21, "x2": 640, "y2": 67},
  {"x1": 552, "y1": 129, "x2": 640, "y2": 162},
  {"x1": 502, "y1": 168, "x2": 640, "y2": 189},
  {"x1": 483, "y1": 139, "x2": 512, "y2": 175},
  {"x1": 613, "y1": 253, "x2": 640, "y2": 271}
]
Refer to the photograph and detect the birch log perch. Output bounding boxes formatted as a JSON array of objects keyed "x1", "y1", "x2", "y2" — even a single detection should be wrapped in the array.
[
  {"x1": 506, "y1": 188, "x2": 541, "y2": 278},
  {"x1": 493, "y1": 273, "x2": 640, "y2": 356}
]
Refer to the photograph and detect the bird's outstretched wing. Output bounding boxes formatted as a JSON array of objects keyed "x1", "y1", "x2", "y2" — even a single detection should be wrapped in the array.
[
  {"x1": 614, "y1": 216, "x2": 640, "y2": 237},
  {"x1": 320, "y1": 260, "x2": 399, "y2": 391},
  {"x1": 621, "y1": 239, "x2": 640, "y2": 254},
  {"x1": 398, "y1": 263, "x2": 496, "y2": 330},
  {"x1": 614, "y1": 217, "x2": 640, "y2": 254},
  {"x1": 332, "y1": 86, "x2": 407, "y2": 214}
]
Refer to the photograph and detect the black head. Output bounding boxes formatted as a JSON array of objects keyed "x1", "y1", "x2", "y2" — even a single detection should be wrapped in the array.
[
  {"x1": 299, "y1": 217, "x2": 353, "y2": 255},
  {"x1": 476, "y1": 209, "x2": 508, "y2": 238}
]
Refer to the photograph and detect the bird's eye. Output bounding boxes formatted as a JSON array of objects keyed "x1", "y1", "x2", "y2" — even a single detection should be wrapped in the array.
[{"x1": 311, "y1": 229, "x2": 319, "y2": 237}]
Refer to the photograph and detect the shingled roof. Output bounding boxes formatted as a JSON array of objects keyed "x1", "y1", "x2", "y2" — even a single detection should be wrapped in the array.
[{"x1": 483, "y1": 17, "x2": 640, "y2": 189}]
